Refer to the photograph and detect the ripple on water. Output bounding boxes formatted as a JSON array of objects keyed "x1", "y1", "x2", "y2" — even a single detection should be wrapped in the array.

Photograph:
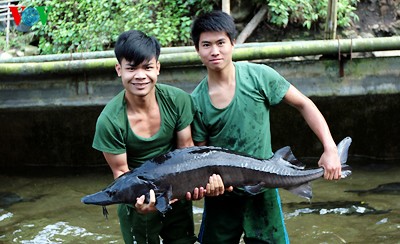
[
  {"x1": 0, "y1": 209, "x2": 13, "y2": 221},
  {"x1": 8, "y1": 221, "x2": 118, "y2": 243}
]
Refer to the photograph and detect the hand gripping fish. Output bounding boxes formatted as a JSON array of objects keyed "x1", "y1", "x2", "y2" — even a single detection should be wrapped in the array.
[{"x1": 82, "y1": 137, "x2": 352, "y2": 215}]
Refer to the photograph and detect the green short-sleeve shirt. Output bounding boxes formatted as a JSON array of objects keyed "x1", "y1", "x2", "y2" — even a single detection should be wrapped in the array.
[
  {"x1": 93, "y1": 84, "x2": 194, "y2": 168},
  {"x1": 191, "y1": 62, "x2": 290, "y2": 159}
]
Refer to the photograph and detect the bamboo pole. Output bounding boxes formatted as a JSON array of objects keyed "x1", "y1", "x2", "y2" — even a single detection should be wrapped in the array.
[
  {"x1": 236, "y1": 5, "x2": 268, "y2": 44},
  {"x1": 222, "y1": 0, "x2": 230, "y2": 15},
  {"x1": 1, "y1": 37, "x2": 400, "y2": 75},
  {"x1": 0, "y1": 46, "x2": 196, "y2": 63},
  {"x1": 325, "y1": 0, "x2": 338, "y2": 39},
  {"x1": 6, "y1": 1, "x2": 11, "y2": 48}
]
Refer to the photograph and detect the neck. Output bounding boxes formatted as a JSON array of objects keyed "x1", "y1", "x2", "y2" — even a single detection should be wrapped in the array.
[
  {"x1": 125, "y1": 89, "x2": 157, "y2": 114},
  {"x1": 208, "y1": 62, "x2": 235, "y2": 86}
]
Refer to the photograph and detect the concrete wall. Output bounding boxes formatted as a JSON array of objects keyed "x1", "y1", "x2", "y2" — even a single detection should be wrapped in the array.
[
  {"x1": 1, "y1": 56, "x2": 399, "y2": 108},
  {"x1": 0, "y1": 56, "x2": 399, "y2": 169}
]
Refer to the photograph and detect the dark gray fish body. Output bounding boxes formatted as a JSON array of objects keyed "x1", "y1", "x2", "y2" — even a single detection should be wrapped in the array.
[{"x1": 82, "y1": 137, "x2": 352, "y2": 213}]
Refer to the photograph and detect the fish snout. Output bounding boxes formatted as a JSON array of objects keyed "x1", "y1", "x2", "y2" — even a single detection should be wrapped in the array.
[{"x1": 81, "y1": 190, "x2": 115, "y2": 206}]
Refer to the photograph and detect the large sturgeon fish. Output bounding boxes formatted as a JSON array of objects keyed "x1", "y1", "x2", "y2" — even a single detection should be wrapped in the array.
[{"x1": 82, "y1": 137, "x2": 352, "y2": 214}]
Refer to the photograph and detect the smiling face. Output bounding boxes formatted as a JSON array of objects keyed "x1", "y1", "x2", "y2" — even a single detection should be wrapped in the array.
[
  {"x1": 196, "y1": 31, "x2": 234, "y2": 72},
  {"x1": 115, "y1": 57, "x2": 160, "y2": 98}
]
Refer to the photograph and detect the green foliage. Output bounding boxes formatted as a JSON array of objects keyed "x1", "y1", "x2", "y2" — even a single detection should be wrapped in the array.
[
  {"x1": 0, "y1": 31, "x2": 9, "y2": 51},
  {"x1": 337, "y1": 0, "x2": 359, "y2": 27},
  {"x1": 258, "y1": 0, "x2": 359, "y2": 29},
  {"x1": 10, "y1": 0, "x2": 359, "y2": 54},
  {"x1": 0, "y1": 29, "x2": 35, "y2": 51},
  {"x1": 19, "y1": 0, "x2": 214, "y2": 54}
]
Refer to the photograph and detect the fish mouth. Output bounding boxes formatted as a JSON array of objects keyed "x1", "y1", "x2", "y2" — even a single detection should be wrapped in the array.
[{"x1": 81, "y1": 192, "x2": 114, "y2": 206}]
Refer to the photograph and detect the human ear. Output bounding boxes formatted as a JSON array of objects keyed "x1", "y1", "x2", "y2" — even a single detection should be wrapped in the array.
[
  {"x1": 115, "y1": 63, "x2": 121, "y2": 77},
  {"x1": 156, "y1": 61, "x2": 161, "y2": 75}
]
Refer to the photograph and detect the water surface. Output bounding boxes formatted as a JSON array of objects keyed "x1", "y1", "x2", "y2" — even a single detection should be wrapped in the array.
[{"x1": 0, "y1": 160, "x2": 399, "y2": 243}]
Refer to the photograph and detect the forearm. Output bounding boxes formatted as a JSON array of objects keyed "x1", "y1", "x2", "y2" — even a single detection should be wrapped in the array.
[
  {"x1": 298, "y1": 98, "x2": 337, "y2": 150},
  {"x1": 289, "y1": 93, "x2": 341, "y2": 179},
  {"x1": 284, "y1": 86, "x2": 336, "y2": 150}
]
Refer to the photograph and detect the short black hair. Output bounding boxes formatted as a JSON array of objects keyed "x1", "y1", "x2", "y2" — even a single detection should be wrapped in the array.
[
  {"x1": 114, "y1": 30, "x2": 161, "y2": 65},
  {"x1": 191, "y1": 11, "x2": 237, "y2": 50}
]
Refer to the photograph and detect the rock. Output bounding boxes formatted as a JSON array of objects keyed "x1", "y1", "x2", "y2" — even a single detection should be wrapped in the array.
[
  {"x1": 392, "y1": 20, "x2": 400, "y2": 29},
  {"x1": 360, "y1": 32, "x2": 375, "y2": 38},
  {"x1": 16, "y1": 50, "x2": 24, "y2": 57},
  {"x1": 7, "y1": 49, "x2": 17, "y2": 56},
  {"x1": 342, "y1": 29, "x2": 359, "y2": 38},
  {"x1": 230, "y1": 0, "x2": 257, "y2": 22},
  {"x1": 371, "y1": 24, "x2": 380, "y2": 30},
  {"x1": 24, "y1": 45, "x2": 39, "y2": 56},
  {"x1": 0, "y1": 52, "x2": 13, "y2": 59}
]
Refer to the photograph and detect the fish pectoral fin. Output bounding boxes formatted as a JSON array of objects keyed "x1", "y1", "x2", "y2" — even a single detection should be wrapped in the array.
[
  {"x1": 155, "y1": 186, "x2": 173, "y2": 214},
  {"x1": 155, "y1": 196, "x2": 171, "y2": 214},
  {"x1": 243, "y1": 183, "x2": 266, "y2": 195},
  {"x1": 285, "y1": 183, "x2": 312, "y2": 200}
]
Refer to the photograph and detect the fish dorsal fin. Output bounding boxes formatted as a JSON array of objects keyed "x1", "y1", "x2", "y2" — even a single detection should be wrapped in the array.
[{"x1": 273, "y1": 146, "x2": 305, "y2": 169}]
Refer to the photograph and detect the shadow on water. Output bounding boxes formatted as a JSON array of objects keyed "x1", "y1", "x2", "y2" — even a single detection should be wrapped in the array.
[{"x1": 0, "y1": 159, "x2": 399, "y2": 244}]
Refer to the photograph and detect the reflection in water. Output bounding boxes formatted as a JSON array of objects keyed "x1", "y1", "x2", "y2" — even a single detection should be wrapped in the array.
[
  {"x1": 0, "y1": 192, "x2": 24, "y2": 208},
  {"x1": 344, "y1": 182, "x2": 400, "y2": 195},
  {"x1": 0, "y1": 161, "x2": 399, "y2": 243}
]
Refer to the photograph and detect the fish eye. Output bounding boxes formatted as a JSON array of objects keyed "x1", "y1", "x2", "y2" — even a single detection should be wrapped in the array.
[{"x1": 107, "y1": 190, "x2": 117, "y2": 197}]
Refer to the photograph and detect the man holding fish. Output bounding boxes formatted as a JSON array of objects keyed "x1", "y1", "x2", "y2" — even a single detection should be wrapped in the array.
[
  {"x1": 91, "y1": 30, "x2": 223, "y2": 244},
  {"x1": 190, "y1": 10, "x2": 342, "y2": 244}
]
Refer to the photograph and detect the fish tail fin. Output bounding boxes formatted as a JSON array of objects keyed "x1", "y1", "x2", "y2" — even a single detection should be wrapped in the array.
[
  {"x1": 337, "y1": 137, "x2": 352, "y2": 178},
  {"x1": 337, "y1": 137, "x2": 352, "y2": 164},
  {"x1": 341, "y1": 166, "x2": 352, "y2": 178}
]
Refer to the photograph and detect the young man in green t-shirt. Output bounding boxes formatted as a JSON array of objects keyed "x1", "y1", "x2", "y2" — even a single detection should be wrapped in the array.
[
  {"x1": 92, "y1": 30, "x2": 223, "y2": 244},
  {"x1": 191, "y1": 11, "x2": 343, "y2": 243}
]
